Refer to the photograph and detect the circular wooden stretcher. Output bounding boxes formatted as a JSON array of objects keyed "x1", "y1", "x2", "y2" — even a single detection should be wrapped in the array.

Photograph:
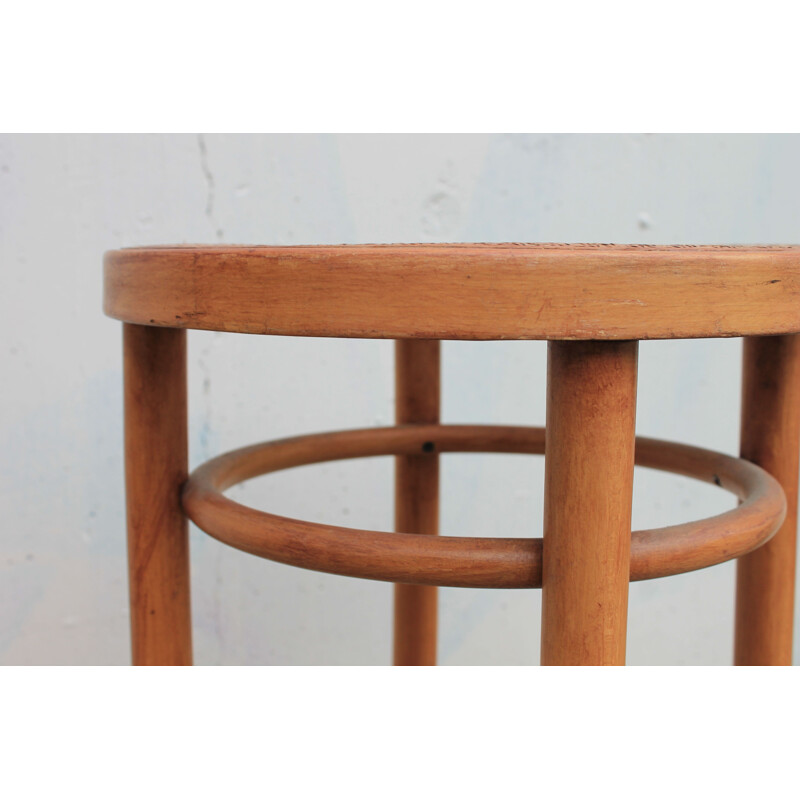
[
  {"x1": 181, "y1": 424, "x2": 786, "y2": 588},
  {"x1": 104, "y1": 243, "x2": 800, "y2": 340}
]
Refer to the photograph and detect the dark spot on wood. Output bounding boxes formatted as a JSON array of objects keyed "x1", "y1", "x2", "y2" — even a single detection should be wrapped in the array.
[
  {"x1": 422, "y1": 441, "x2": 435, "y2": 453},
  {"x1": 713, "y1": 474, "x2": 722, "y2": 487}
]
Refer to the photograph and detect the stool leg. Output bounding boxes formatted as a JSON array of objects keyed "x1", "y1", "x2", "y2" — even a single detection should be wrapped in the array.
[
  {"x1": 124, "y1": 324, "x2": 192, "y2": 666},
  {"x1": 735, "y1": 335, "x2": 800, "y2": 665},
  {"x1": 541, "y1": 340, "x2": 638, "y2": 666},
  {"x1": 393, "y1": 340, "x2": 440, "y2": 666}
]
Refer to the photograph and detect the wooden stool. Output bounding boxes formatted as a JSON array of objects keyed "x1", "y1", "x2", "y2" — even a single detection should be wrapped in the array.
[{"x1": 104, "y1": 243, "x2": 800, "y2": 666}]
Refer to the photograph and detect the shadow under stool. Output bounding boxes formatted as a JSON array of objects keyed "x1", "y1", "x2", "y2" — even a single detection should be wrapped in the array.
[{"x1": 103, "y1": 243, "x2": 800, "y2": 665}]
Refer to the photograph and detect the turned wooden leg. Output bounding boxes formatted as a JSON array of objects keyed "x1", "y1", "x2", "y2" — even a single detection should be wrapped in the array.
[
  {"x1": 735, "y1": 335, "x2": 800, "y2": 665},
  {"x1": 393, "y1": 340, "x2": 440, "y2": 666},
  {"x1": 541, "y1": 340, "x2": 638, "y2": 666},
  {"x1": 124, "y1": 324, "x2": 192, "y2": 666}
]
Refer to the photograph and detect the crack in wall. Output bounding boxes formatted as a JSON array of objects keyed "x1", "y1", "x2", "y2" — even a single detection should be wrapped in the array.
[{"x1": 197, "y1": 133, "x2": 224, "y2": 241}]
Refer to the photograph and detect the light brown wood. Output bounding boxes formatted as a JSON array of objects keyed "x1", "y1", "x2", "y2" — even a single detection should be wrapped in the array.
[
  {"x1": 541, "y1": 341, "x2": 638, "y2": 665},
  {"x1": 124, "y1": 323, "x2": 192, "y2": 666},
  {"x1": 104, "y1": 244, "x2": 800, "y2": 341},
  {"x1": 394, "y1": 340, "x2": 440, "y2": 666},
  {"x1": 735, "y1": 335, "x2": 800, "y2": 665},
  {"x1": 180, "y1": 423, "x2": 783, "y2": 589},
  {"x1": 108, "y1": 242, "x2": 800, "y2": 666}
]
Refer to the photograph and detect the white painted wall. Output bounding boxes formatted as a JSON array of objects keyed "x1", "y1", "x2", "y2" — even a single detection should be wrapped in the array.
[{"x1": 2, "y1": 133, "x2": 799, "y2": 665}]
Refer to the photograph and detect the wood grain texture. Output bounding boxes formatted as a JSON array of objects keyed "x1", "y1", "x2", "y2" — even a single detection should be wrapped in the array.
[
  {"x1": 180, "y1": 423, "x2": 783, "y2": 589},
  {"x1": 124, "y1": 324, "x2": 192, "y2": 665},
  {"x1": 394, "y1": 340, "x2": 440, "y2": 666},
  {"x1": 541, "y1": 341, "x2": 638, "y2": 665},
  {"x1": 104, "y1": 244, "x2": 800, "y2": 341},
  {"x1": 735, "y1": 335, "x2": 800, "y2": 665}
]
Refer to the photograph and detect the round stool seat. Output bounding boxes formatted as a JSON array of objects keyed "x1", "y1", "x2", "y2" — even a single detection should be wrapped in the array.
[{"x1": 104, "y1": 243, "x2": 800, "y2": 340}]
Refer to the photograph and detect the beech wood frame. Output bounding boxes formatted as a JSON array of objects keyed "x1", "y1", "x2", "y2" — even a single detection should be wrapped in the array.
[{"x1": 107, "y1": 245, "x2": 800, "y2": 666}]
